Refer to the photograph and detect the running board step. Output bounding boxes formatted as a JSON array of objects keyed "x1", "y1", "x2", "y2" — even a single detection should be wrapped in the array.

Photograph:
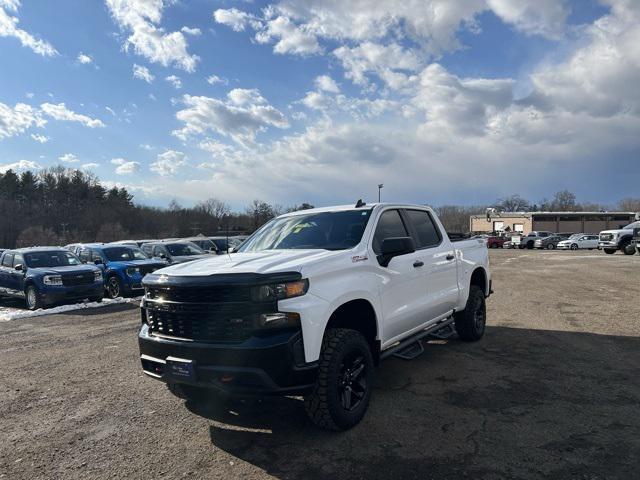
[
  {"x1": 393, "y1": 340, "x2": 424, "y2": 360},
  {"x1": 381, "y1": 316, "x2": 456, "y2": 361}
]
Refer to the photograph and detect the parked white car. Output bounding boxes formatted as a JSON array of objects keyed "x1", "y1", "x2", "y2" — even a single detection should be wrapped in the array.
[{"x1": 557, "y1": 234, "x2": 599, "y2": 250}]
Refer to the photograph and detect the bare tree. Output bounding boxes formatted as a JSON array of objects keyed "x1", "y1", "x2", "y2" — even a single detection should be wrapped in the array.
[
  {"x1": 618, "y1": 198, "x2": 640, "y2": 212},
  {"x1": 196, "y1": 198, "x2": 231, "y2": 223},
  {"x1": 550, "y1": 190, "x2": 577, "y2": 211},
  {"x1": 495, "y1": 194, "x2": 529, "y2": 212},
  {"x1": 16, "y1": 226, "x2": 60, "y2": 247},
  {"x1": 95, "y1": 222, "x2": 129, "y2": 242}
]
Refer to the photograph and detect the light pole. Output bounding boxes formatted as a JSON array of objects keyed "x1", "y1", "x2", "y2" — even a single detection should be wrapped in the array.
[{"x1": 378, "y1": 184, "x2": 384, "y2": 203}]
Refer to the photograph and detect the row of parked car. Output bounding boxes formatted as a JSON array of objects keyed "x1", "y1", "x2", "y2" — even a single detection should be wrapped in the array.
[
  {"x1": 0, "y1": 235, "x2": 247, "y2": 310},
  {"x1": 483, "y1": 220, "x2": 640, "y2": 255}
]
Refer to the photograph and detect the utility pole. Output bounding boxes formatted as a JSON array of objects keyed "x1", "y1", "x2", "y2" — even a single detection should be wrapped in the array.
[{"x1": 378, "y1": 184, "x2": 384, "y2": 203}]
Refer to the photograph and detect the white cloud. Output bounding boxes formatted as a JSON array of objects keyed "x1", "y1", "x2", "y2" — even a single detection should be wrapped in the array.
[
  {"x1": 0, "y1": 1, "x2": 57, "y2": 56},
  {"x1": 133, "y1": 63, "x2": 154, "y2": 83},
  {"x1": 81, "y1": 162, "x2": 100, "y2": 170},
  {"x1": 105, "y1": 106, "x2": 117, "y2": 116},
  {"x1": 58, "y1": 153, "x2": 79, "y2": 163},
  {"x1": 30, "y1": 133, "x2": 49, "y2": 143},
  {"x1": 315, "y1": 75, "x2": 339, "y2": 93},
  {"x1": 0, "y1": 101, "x2": 45, "y2": 140},
  {"x1": 180, "y1": 26, "x2": 201, "y2": 36},
  {"x1": 207, "y1": 74, "x2": 228, "y2": 85},
  {"x1": 255, "y1": 14, "x2": 322, "y2": 55},
  {"x1": 111, "y1": 157, "x2": 140, "y2": 175},
  {"x1": 0, "y1": 159, "x2": 41, "y2": 173},
  {"x1": 213, "y1": 8, "x2": 255, "y2": 32},
  {"x1": 165, "y1": 74, "x2": 182, "y2": 89},
  {"x1": 150, "y1": 149, "x2": 187, "y2": 176},
  {"x1": 77, "y1": 52, "x2": 93, "y2": 64},
  {"x1": 139, "y1": 143, "x2": 154, "y2": 150},
  {"x1": 487, "y1": 0, "x2": 569, "y2": 40},
  {"x1": 173, "y1": 89, "x2": 289, "y2": 146},
  {"x1": 41, "y1": 102, "x2": 105, "y2": 128},
  {"x1": 105, "y1": 0, "x2": 199, "y2": 72}
]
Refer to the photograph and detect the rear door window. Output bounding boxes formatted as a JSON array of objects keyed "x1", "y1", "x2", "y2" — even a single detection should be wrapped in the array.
[
  {"x1": 404, "y1": 209, "x2": 441, "y2": 249},
  {"x1": 13, "y1": 254, "x2": 25, "y2": 267},
  {"x1": 2, "y1": 253, "x2": 14, "y2": 267},
  {"x1": 79, "y1": 249, "x2": 91, "y2": 263},
  {"x1": 372, "y1": 210, "x2": 409, "y2": 254}
]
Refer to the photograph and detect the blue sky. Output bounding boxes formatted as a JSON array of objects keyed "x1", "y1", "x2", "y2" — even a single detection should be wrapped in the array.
[{"x1": 1, "y1": 0, "x2": 638, "y2": 209}]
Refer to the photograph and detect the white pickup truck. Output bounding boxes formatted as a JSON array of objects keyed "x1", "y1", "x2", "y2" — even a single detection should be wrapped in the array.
[{"x1": 138, "y1": 202, "x2": 492, "y2": 430}]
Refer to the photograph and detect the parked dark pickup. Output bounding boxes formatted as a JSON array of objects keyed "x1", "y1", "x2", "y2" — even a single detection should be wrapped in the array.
[{"x1": 0, "y1": 247, "x2": 103, "y2": 310}]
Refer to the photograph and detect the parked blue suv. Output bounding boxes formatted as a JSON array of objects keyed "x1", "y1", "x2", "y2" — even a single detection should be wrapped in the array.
[
  {"x1": 75, "y1": 244, "x2": 166, "y2": 298},
  {"x1": 0, "y1": 247, "x2": 104, "y2": 310}
]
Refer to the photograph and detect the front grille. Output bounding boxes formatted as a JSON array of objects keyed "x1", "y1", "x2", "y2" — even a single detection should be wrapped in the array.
[
  {"x1": 62, "y1": 272, "x2": 94, "y2": 286},
  {"x1": 145, "y1": 300, "x2": 269, "y2": 342},
  {"x1": 599, "y1": 233, "x2": 613, "y2": 241},
  {"x1": 146, "y1": 285, "x2": 251, "y2": 303}
]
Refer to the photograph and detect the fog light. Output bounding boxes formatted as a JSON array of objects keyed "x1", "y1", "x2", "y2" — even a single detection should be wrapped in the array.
[{"x1": 258, "y1": 312, "x2": 300, "y2": 329}]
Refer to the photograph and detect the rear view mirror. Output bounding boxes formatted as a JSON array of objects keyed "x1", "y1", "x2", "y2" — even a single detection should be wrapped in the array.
[
  {"x1": 378, "y1": 237, "x2": 416, "y2": 267},
  {"x1": 94, "y1": 258, "x2": 103, "y2": 265},
  {"x1": 159, "y1": 253, "x2": 167, "y2": 259}
]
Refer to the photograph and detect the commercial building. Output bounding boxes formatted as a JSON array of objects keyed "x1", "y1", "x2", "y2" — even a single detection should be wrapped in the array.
[{"x1": 470, "y1": 212, "x2": 637, "y2": 235}]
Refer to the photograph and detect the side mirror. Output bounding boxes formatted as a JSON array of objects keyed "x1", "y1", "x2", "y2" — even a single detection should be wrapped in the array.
[
  {"x1": 14, "y1": 264, "x2": 24, "y2": 271},
  {"x1": 378, "y1": 237, "x2": 416, "y2": 267},
  {"x1": 94, "y1": 258, "x2": 103, "y2": 265},
  {"x1": 158, "y1": 253, "x2": 167, "y2": 259}
]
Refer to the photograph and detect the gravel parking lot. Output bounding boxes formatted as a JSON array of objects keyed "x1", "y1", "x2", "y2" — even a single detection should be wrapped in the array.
[{"x1": 1, "y1": 249, "x2": 639, "y2": 480}]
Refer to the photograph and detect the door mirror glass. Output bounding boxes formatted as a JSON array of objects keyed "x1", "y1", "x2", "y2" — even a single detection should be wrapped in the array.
[
  {"x1": 158, "y1": 253, "x2": 167, "y2": 259},
  {"x1": 14, "y1": 264, "x2": 24, "y2": 271},
  {"x1": 94, "y1": 258, "x2": 103, "y2": 265},
  {"x1": 378, "y1": 237, "x2": 416, "y2": 267}
]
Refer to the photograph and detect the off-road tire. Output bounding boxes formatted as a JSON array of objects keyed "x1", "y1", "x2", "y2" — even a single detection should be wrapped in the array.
[
  {"x1": 604, "y1": 248, "x2": 616, "y2": 255},
  {"x1": 25, "y1": 285, "x2": 43, "y2": 311},
  {"x1": 454, "y1": 285, "x2": 486, "y2": 342},
  {"x1": 304, "y1": 328, "x2": 374, "y2": 431}
]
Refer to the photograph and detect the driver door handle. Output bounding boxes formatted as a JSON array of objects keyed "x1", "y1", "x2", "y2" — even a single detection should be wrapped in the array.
[
  {"x1": 446, "y1": 254, "x2": 455, "y2": 261},
  {"x1": 413, "y1": 261, "x2": 424, "y2": 268}
]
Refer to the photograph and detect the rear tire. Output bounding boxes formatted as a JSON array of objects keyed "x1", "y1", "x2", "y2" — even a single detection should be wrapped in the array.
[
  {"x1": 570, "y1": 244, "x2": 578, "y2": 250},
  {"x1": 304, "y1": 329, "x2": 374, "y2": 431},
  {"x1": 604, "y1": 248, "x2": 616, "y2": 255},
  {"x1": 454, "y1": 285, "x2": 486, "y2": 342},
  {"x1": 546, "y1": 244, "x2": 554, "y2": 250},
  {"x1": 25, "y1": 285, "x2": 42, "y2": 311}
]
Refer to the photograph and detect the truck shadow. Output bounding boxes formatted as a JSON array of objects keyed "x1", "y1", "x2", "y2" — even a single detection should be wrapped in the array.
[{"x1": 186, "y1": 326, "x2": 640, "y2": 480}]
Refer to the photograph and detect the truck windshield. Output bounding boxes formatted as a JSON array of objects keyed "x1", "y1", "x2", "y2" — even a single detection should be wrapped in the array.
[
  {"x1": 24, "y1": 251, "x2": 82, "y2": 268},
  {"x1": 239, "y1": 209, "x2": 372, "y2": 252},
  {"x1": 103, "y1": 247, "x2": 148, "y2": 261},
  {"x1": 623, "y1": 221, "x2": 640, "y2": 230},
  {"x1": 165, "y1": 243, "x2": 205, "y2": 256}
]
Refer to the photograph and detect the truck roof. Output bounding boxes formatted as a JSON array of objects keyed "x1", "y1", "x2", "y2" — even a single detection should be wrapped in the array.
[
  {"x1": 10, "y1": 246, "x2": 69, "y2": 253},
  {"x1": 278, "y1": 202, "x2": 431, "y2": 218}
]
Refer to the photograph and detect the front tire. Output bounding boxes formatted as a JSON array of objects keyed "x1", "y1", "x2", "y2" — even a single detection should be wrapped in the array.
[
  {"x1": 604, "y1": 248, "x2": 616, "y2": 255},
  {"x1": 105, "y1": 275, "x2": 122, "y2": 299},
  {"x1": 25, "y1": 285, "x2": 43, "y2": 311},
  {"x1": 622, "y1": 241, "x2": 636, "y2": 255},
  {"x1": 570, "y1": 244, "x2": 579, "y2": 250},
  {"x1": 454, "y1": 285, "x2": 486, "y2": 342},
  {"x1": 546, "y1": 243, "x2": 554, "y2": 250},
  {"x1": 305, "y1": 329, "x2": 374, "y2": 431}
]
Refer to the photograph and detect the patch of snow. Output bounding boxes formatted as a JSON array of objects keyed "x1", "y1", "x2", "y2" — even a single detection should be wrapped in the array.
[{"x1": 0, "y1": 296, "x2": 141, "y2": 322}]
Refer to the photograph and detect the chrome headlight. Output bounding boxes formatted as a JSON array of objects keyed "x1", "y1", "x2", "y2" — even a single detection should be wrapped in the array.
[{"x1": 43, "y1": 275, "x2": 63, "y2": 286}]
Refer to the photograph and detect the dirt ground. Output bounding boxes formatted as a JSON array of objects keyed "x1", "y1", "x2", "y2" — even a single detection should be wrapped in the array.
[{"x1": 1, "y1": 249, "x2": 639, "y2": 480}]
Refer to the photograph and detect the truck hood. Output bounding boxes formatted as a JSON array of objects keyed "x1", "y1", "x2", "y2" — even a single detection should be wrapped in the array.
[
  {"x1": 599, "y1": 229, "x2": 631, "y2": 235},
  {"x1": 28, "y1": 264, "x2": 99, "y2": 276},
  {"x1": 155, "y1": 249, "x2": 342, "y2": 276}
]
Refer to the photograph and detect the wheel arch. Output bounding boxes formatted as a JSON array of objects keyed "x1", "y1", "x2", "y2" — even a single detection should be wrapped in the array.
[
  {"x1": 324, "y1": 298, "x2": 380, "y2": 364},
  {"x1": 470, "y1": 267, "x2": 489, "y2": 297}
]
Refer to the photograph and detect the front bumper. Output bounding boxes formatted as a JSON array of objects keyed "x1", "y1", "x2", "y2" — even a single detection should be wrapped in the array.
[
  {"x1": 40, "y1": 284, "x2": 103, "y2": 305},
  {"x1": 598, "y1": 241, "x2": 618, "y2": 249},
  {"x1": 138, "y1": 324, "x2": 318, "y2": 396}
]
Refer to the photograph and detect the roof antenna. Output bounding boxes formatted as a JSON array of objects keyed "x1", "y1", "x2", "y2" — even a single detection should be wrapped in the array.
[{"x1": 355, "y1": 199, "x2": 366, "y2": 208}]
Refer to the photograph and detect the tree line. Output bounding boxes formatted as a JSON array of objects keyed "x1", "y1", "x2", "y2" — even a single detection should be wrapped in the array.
[{"x1": 0, "y1": 167, "x2": 637, "y2": 248}]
